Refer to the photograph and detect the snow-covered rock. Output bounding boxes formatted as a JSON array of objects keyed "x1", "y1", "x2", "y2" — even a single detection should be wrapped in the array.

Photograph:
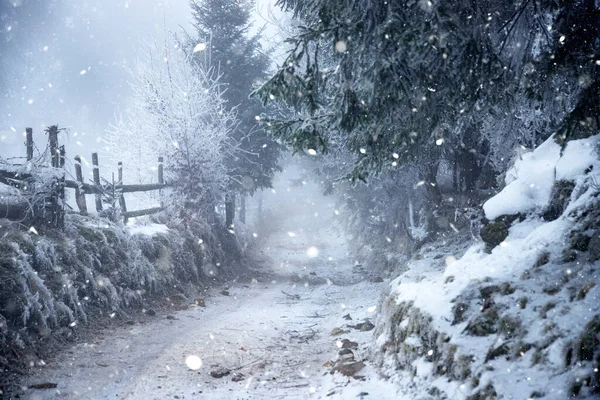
[
  {"x1": 374, "y1": 134, "x2": 600, "y2": 399},
  {"x1": 483, "y1": 134, "x2": 600, "y2": 220}
]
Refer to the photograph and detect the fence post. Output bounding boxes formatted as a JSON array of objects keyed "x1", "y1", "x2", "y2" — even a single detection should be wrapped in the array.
[
  {"x1": 26, "y1": 128, "x2": 33, "y2": 161},
  {"x1": 74, "y1": 156, "x2": 88, "y2": 215},
  {"x1": 158, "y1": 156, "x2": 164, "y2": 185},
  {"x1": 59, "y1": 145, "x2": 65, "y2": 168},
  {"x1": 118, "y1": 161, "x2": 123, "y2": 184},
  {"x1": 92, "y1": 152, "x2": 102, "y2": 212},
  {"x1": 157, "y1": 156, "x2": 164, "y2": 208},
  {"x1": 48, "y1": 125, "x2": 60, "y2": 168},
  {"x1": 118, "y1": 161, "x2": 128, "y2": 223}
]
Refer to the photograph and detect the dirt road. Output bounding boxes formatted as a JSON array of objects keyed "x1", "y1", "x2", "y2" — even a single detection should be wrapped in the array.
[{"x1": 22, "y1": 212, "x2": 400, "y2": 399}]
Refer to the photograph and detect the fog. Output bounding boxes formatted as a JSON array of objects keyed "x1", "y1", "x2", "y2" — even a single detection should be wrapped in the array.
[{"x1": 0, "y1": 0, "x2": 282, "y2": 162}]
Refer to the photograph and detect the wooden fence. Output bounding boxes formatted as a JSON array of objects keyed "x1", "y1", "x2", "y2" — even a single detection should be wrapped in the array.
[{"x1": 0, "y1": 126, "x2": 168, "y2": 228}]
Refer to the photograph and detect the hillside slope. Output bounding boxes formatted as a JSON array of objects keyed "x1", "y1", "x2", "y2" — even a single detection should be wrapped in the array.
[{"x1": 373, "y1": 134, "x2": 600, "y2": 399}]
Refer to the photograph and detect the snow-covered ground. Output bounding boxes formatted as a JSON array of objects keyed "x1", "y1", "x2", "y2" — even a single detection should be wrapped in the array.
[{"x1": 21, "y1": 195, "x2": 401, "y2": 399}]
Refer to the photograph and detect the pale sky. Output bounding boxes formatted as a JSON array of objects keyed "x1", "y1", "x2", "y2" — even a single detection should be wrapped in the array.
[{"x1": 0, "y1": 0, "x2": 287, "y2": 160}]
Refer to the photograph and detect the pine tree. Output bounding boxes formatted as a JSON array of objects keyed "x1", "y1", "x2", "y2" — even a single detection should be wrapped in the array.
[
  {"x1": 255, "y1": 0, "x2": 599, "y2": 185},
  {"x1": 189, "y1": 0, "x2": 281, "y2": 199}
]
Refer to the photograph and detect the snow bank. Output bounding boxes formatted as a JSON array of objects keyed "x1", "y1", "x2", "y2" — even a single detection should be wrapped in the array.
[
  {"x1": 0, "y1": 212, "x2": 247, "y2": 389},
  {"x1": 483, "y1": 134, "x2": 600, "y2": 220},
  {"x1": 374, "y1": 134, "x2": 600, "y2": 399},
  {"x1": 483, "y1": 137, "x2": 560, "y2": 219}
]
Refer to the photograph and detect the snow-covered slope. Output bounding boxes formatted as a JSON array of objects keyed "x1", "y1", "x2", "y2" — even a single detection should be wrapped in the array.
[{"x1": 374, "y1": 135, "x2": 600, "y2": 399}]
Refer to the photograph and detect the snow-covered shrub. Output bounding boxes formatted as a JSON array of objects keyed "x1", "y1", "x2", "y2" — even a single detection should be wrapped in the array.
[
  {"x1": 106, "y1": 33, "x2": 235, "y2": 214},
  {"x1": 0, "y1": 209, "x2": 249, "y2": 383}
]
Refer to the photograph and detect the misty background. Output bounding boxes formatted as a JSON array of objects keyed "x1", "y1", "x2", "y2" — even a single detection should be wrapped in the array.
[{"x1": 0, "y1": 0, "x2": 284, "y2": 168}]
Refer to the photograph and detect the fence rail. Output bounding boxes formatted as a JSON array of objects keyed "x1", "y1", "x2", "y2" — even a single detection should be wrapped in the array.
[{"x1": 0, "y1": 126, "x2": 168, "y2": 227}]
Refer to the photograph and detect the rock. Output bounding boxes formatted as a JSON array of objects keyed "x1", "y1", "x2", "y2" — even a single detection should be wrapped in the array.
[
  {"x1": 543, "y1": 180, "x2": 575, "y2": 221},
  {"x1": 340, "y1": 339, "x2": 359, "y2": 349},
  {"x1": 145, "y1": 309, "x2": 156, "y2": 316},
  {"x1": 194, "y1": 298, "x2": 206, "y2": 307},
  {"x1": 166, "y1": 315, "x2": 177, "y2": 320},
  {"x1": 210, "y1": 367, "x2": 231, "y2": 378},
  {"x1": 465, "y1": 308, "x2": 499, "y2": 336},
  {"x1": 322, "y1": 360, "x2": 335, "y2": 367},
  {"x1": 588, "y1": 234, "x2": 600, "y2": 261},
  {"x1": 480, "y1": 214, "x2": 521, "y2": 252},
  {"x1": 126, "y1": 320, "x2": 135, "y2": 325},
  {"x1": 571, "y1": 233, "x2": 591, "y2": 252},
  {"x1": 353, "y1": 321, "x2": 375, "y2": 331},
  {"x1": 371, "y1": 276, "x2": 384, "y2": 283},
  {"x1": 220, "y1": 290, "x2": 230, "y2": 296},
  {"x1": 451, "y1": 302, "x2": 469, "y2": 325},
  {"x1": 480, "y1": 219, "x2": 508, "y2": 252},
  {"x1": 331, "y1": 361, "x2": 365, "y2": 376},
  {"x1": 338, "y1": 348, "x2": 354, "y2": 356},
  {"x1": 343, "y1": 313, "x2": 352, "y2": 320},
  {"x1": 337, "y1": 349, "x2": 355, "y2": 362}
]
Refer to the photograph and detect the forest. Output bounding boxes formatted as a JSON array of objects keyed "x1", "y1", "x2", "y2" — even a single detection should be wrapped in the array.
[{"x1": 0, "y1": 0, "x2": 599, "y2": 399}]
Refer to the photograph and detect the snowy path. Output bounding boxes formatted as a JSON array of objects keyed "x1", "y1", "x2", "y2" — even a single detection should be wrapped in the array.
[{"x1": 22, "y1": 212, "x2": 401, "y2": 399}]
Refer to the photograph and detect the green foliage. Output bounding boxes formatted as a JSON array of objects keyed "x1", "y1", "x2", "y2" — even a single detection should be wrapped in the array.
[{"x1": 256, "y1": 0, "x2": 600, "y2": 182}]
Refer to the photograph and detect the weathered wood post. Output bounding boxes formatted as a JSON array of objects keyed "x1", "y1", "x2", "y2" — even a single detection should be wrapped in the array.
[
  {"x1": 47, "y1": 125, "x2": 60, "y2": 168},
  {"x1": 58, "y1": 145, "x2": 65, "y2": 228},
  {"x1": 240, "y1": 194, "x2": 246, "y2": 224},
  {"x1": 158, "y1": 156, "x2": 164, "y2": 185},
  {"x1": 74, "y1": 156, "x2": 88, "y2": 215},
  {"x1": 44, "y1": 125, "x2": 64, "y2": 227},
  {"x1": 59, "y1": 145, "x2": 65, "y2": 168},
  {"x1": 118, "y1": 161, "x2": 123, "y2": 184},
  {"x1": 118, "y1": 161, "x2": 128, "y2": 223},
  {"x1": 25, "y1": 127, "x2": 33, "y2": 161},
  {"x1": 157, "y1": 156, "x2": 164, "y2": 208},
  {"x1": 225, "y1": 192, "x2": 235, "y2": 230},
  {"x1": 92, "y1": 152, "x2": 102, "y2": 212}
]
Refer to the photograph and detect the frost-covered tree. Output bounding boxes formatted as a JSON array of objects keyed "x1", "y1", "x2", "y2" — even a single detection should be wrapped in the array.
[
  {"x1": 106, "y1": 34, "x2": 235, "y2": 214},
  {"x1": 256, "y1": 0, "x2": 599, "y2": 184},
  {"x1": 254, "y1": 0, "x2": 600, "y2": 247},
  {"x1": 190, "y1": 0, "x2": 281, "y2": 196}
]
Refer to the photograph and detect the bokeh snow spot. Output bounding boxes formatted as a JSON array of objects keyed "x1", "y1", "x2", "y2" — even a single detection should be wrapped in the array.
[
  {"x1": 185, "y1": 355, "x2": 203, "y2": 370},
  {"x1": 307, "y1": 246, "x2": 319, "y2": 258}
]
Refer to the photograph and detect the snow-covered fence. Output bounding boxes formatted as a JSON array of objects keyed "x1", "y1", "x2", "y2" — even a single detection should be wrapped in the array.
[
  {"x1": 64, "y1": 153, "x2": 167, "y2": 222},
  {"x1": 0, "y1": 126, "x2": 169, "y2": 227},
  {"x1": 0, "y1": 126, "x2": 65, "y2": 228}
]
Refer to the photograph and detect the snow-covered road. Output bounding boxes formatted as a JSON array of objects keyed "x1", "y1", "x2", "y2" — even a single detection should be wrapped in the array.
[{"x1": 22, "y1": 207, "x2": 401, "y2": 399}]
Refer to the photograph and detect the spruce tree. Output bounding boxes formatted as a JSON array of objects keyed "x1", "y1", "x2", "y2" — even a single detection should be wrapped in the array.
[
  {"x1": 255, "y1": 0, "x2": 599, "y2": 185},
  {"x1": 189, "y1": 0, "x2": 281, "y2": 201}
]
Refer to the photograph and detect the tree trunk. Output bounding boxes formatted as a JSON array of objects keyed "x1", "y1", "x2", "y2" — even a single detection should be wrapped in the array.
[
  {"x1": 225, "y1": 192, "x2": 235, "y2": 230},
  {"x1": 240, "y1": 194, "x2": 246, "y2": 224}
]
